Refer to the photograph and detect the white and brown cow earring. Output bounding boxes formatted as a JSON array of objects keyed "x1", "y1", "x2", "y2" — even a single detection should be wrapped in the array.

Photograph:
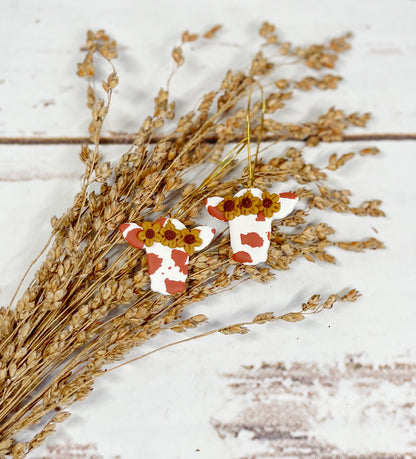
[
  {"x1": 119, "y1": 218, "x2": 215, "y2": 295},
  {"x1": 205, "y1": 84, "x2": 298, "y2": 265},
  {"x1": 205, "y1": 189, "x2": 297, "y2": 265}
]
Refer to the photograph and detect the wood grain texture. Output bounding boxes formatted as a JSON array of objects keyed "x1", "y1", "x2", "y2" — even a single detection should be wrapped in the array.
[
  {"x1": 1, "y1": 133, "x2": 416, "y2": 145},
  {"x1": 214, "y1": 357, "x2": 416, "y2": 457}
]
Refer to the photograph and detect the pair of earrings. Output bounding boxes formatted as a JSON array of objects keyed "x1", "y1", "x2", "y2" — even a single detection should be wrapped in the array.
[
  {"x1": 119, "y1": 188, "x2": 297, "y2": 295},
  {"x1": 119, "y1": 87, "x2": 298, "y2": 295}
]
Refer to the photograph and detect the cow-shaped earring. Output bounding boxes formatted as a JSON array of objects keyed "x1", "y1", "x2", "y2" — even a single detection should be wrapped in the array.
[
  {"x1": 205, "y1": 189, "x2": 297, "y2": 265},
  {"x1": 205, "y1": 83, "x2": 298, "y2": 265},
  {"x1": 119, "y1": 218, "x2": 215, "y2": 295}
]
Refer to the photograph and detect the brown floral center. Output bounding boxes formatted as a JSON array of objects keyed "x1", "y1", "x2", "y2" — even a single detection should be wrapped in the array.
[
  {"x1": 145, "y1": 229, "x2": 155, "y2": 239},
  {"x1": 184, "y1": 234, "x2": 196, "y2": 244},
  {"x1": 223, "y1": 200, "x2": 235, "y2": 212},
  {"x1": 263, "y1": 198, "x2": 273, "y2": 208},
  {"x1": 241, "y1": 197, "x2": 252, "y2": 208},
  {"x1": 164, "y1": 230, "x2": 177, "y2": 240}
]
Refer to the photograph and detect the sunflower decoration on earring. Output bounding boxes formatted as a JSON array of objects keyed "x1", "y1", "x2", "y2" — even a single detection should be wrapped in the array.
[
  {"x1": 159, "y1": 220, "x2": 182, "y2": 248},
  {"x1": 239, "y1": 190, "x2": 261, "y2": 216},
  {"x1": 179, "y1": 228, "x2": 203, "y2": 254},
  {"x1": 137, "y1": 221, "x2": 162, "y2": 247},
  {"x1": 259, "y1": 190, "x2": 281, "y2": 218},
  {"x1": 217, "y1": 195, "x2": 241, "y2": 220}
]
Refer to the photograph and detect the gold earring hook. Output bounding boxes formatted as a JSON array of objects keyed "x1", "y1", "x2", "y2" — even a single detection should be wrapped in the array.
[{"x1": 246, "y1": 81, "x2": 266, "y2": 188}]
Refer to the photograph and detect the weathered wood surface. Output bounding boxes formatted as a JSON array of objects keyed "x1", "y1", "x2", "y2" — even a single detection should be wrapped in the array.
[
  {"x1": 0, "y1": 0, "x2": 415, "y2": 457},
  {"x1": 1, "y1": 0, "x2": 416, "y2": 138}
]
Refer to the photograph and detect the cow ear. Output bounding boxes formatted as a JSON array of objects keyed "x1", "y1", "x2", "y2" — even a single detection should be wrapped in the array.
[
  {"x1": 155, "y1": 217, "x2": 167, "y2": 227},
  {"x1": 273, "y1": 192, "x2": 299, "y2": 220},
  {"x1": 194, "y1": 226, "x2": 216, "y2": 251},
  {"x1": 168, "y1": 218, "x2": 186, "y2": 230},
  {"x1": 119, "y1": 223, "x2": 145, "y2": 249},
  {"x1": 205, "y1": 197, "x2": 227, "y2": 222}
]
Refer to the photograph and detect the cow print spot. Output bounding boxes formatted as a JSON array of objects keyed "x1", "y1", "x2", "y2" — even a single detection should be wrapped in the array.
[
  {"x1": 119, "y1": 223, "x2": 130, "y2": 233},
  {"x1": 165, "y1": 279, "x2": 186, "y2": 295},
  {"x1": 232, "y1": 251, "x2": 253, "y2": 263},
  {"x1": 280, "y1": 192, "x2": 297, "y2": 200},
  {"x1": 207, "y1": 205, "x2": 227, "y2": 222},
  {"x1": 147, "y1": 253, "x2": 163, "y2": 275},
  {"x1": 123, "y1": 226, "x2": 144, "y2": 249},
  {"x1": 156, "y1": 217, "x2": 168, "y2": 226},
  {"x1": 171, "y1": 249, "x2": 189, "y2": 275},
  {"x1": 240, "y1": 232, "x2": 264, "y2": 248}
]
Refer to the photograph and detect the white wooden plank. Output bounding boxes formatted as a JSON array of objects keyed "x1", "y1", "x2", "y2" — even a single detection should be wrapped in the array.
[
  {"x1": 0, "y1": 0, "x2": 416, "y2": 138},
  {"x1": 0, "y1": 140, "x2": 414, "y2": 456}
]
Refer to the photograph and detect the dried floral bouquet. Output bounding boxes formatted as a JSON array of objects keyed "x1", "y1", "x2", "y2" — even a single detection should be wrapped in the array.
[{"x1": 0, "y1": 24, "x2": 384, "y2": 457}]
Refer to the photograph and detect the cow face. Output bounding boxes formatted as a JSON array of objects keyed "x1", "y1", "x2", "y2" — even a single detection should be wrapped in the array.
[
  {"x1": 205, "y1": 188, "x2": 298, "y2": 265},
  {"x1": 119, "y1": 218, "x2": 215, "y2": 295}
]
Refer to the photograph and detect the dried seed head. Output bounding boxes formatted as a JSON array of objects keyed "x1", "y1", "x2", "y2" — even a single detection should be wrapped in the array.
[
  {"x1": 172, "y1": 46, "x2": 184, "y2": 67},
  {"x1": 203, "y1": 24, "x2": 222, "y2": 39},
  {"x1": 281, "y1": 312, "x2": 305, "y2": 322}
]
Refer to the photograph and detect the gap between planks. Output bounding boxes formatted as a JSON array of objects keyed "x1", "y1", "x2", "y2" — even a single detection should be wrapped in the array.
[{"x1": 0, "y1": 133, "x2": 416, "y2": 145}]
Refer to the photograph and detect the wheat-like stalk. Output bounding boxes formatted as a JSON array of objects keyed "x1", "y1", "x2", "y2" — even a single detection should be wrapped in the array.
[{"x1": 0, "y1": 24, "x2": 384, "y2": 457}]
